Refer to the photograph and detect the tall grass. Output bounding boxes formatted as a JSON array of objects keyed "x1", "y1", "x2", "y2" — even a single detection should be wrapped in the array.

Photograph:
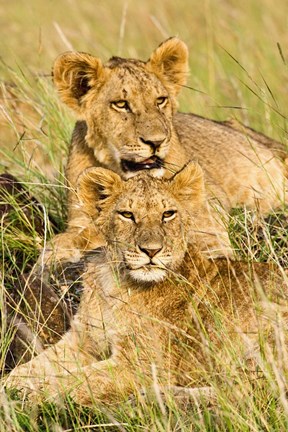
[{"x1": 1, "y1": 0, "x2": 288, "y2": 430}]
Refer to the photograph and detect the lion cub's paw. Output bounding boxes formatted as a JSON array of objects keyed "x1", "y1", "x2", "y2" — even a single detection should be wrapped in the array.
[{"x1": 35, "y1": 234, "x2": 83, "y2": 275}]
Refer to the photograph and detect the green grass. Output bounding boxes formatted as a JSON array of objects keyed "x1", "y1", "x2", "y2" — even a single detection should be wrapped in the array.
[{"x1": 1, "y1": 0, "x2": 288, "y2": 430}]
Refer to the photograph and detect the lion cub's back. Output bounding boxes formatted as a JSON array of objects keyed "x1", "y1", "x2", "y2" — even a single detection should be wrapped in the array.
[
  {"x1": 174, "y1": 113, "x2": 287, "y2": 210},
  {"x1": 204, "y1": 259, "x2": 288, "y2": 334}
]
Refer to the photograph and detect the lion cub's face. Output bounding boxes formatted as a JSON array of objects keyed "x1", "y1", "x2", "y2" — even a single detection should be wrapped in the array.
[
  {"x1": 84, "y1": 63, "x2": 173, "y2": 177},
  {"x1": 53, "y1": 38, "x2": 188, "y2": 178},
  {"x1": 78, "y1": 162, "x2": 204, "y2": 283}
]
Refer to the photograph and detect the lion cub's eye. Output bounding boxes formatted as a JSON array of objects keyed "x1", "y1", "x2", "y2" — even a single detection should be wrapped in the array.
[
  {"x1": 111, "y1": 100, "x2": 130, "y2": 112},
  {"x1": 118, "y1": 211, "x2": 135, "y2": 222},
  {"x1": 156, "y1": 96, "x2": 168, "y2": 108},
  {"x1": 162, "y1": 210, "x2": 177, "y2": 221}
]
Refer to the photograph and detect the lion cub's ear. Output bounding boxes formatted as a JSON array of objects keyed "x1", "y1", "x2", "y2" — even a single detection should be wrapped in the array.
[
  {"x1": 147, "y1": 37, "x2": 189, "y2": 96},
  {"x1": 169, "y1": 162, "x2": 205, "y2": 206},
  {"x1": 78, "y1": 167, "x2": 123, "y2": 216},
  {"x1": 53, "y1": 52, "x2": 106, "y2": 114}
]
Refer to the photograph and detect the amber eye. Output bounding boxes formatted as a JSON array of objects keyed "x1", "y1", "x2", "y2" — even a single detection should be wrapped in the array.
[
  {"x1": 162, "y1": 210, "x2": 177, "y2": 221},
  {"x1": 156, "y1": 96, "x2": 168, "y2": 108},
  {"x1": 111, "y1": 100, "x2": 130, "y2": 112},
  {"x1": 118, "y1": 211, "x2": 135, "y2": 221}
]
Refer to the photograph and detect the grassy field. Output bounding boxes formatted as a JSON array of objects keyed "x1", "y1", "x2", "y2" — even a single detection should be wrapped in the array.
[{"x1": 1, "y1": 0, "x2": 288, "y2": 430}]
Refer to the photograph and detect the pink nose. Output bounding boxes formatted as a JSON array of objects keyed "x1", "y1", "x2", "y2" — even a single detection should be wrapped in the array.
[
  {"x1": 140, "y1": 137, "x2": 165, "y2": 149},
  {"x1": 139, "y1": 247, "x2": 162, "y2": 258}
]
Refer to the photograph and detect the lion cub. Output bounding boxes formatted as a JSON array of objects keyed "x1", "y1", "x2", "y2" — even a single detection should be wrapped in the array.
[
  {"x1": 41, "y1": 37, "x2": 288, "y2": 266},
  {"x1": 4, "y1": 163, "x2": 288, "y2": 406}
]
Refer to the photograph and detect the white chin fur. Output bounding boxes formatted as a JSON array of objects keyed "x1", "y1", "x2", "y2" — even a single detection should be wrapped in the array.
[
  {"x1": 149, "y1": 168, "x2": 164, "y2": 178},
  {"x1": 123, "y1": 167, "x2": 164, "y2": 180},
  {"x1": 129, "y1": 267, "x2": 167, "y2": 283}
]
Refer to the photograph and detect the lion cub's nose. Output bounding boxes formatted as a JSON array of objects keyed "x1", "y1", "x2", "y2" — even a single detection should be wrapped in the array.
[
  {"x1": 139, "y1": 246, "x2": 162, "y2": 258},
  {"x1": 140, "y1": 137, "x2": 165, "y2": 149}
]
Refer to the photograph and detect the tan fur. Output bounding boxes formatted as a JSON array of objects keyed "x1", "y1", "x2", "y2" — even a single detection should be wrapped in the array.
[
  {"x1": 5, "y1": 164, "x2": 288, "y2": 405},
  {"x1": 39, "y1": 37, "x2": 288, "y2": 266}
]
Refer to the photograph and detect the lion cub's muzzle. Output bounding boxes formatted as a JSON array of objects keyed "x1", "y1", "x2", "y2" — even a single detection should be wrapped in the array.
[{"x1": 125, "y1": 243, "x2": 169, "y2": 283}]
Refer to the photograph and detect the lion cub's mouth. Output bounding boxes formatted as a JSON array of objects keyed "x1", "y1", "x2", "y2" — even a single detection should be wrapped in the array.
[{"x1": 121, "y1": 156, "x2": 163, "y2": 172}]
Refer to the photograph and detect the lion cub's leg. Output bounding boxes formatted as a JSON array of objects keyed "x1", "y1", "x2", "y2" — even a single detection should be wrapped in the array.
[
  {"x1": 4, "y1": 338, "x2": 147, "y2": 405},
  {"x1": 37, "y1": 222, "x2": 106, "y2": 271},
  {"x1": 65, "y1": 359, "x2": 134, "y2": 406},
  {"x1": 68, "y1": 361, "x2": 216, "y2": 407},
  {"x1": 37, "y1": 135, "x2": 102, "y2": 269},
  {"x1": 3, "y1": 329, "x2": 177, "y2": 405},
  {"x1": 3, "y1": 327, "x2": 94, "y2": 399}
]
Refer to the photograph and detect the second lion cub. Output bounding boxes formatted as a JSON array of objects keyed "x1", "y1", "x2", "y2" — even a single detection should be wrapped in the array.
[
  {"x1": 4, "y1": 163, "x2": 288, "y2": 406},
  {"x1": 41, "y1": 37, "x2": 288, "y2": 266}
]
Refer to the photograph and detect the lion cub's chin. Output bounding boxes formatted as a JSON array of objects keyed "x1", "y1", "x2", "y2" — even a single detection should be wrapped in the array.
[
  {"x1": 129, "y1": 266, "x2": 167, "y2": 283},
  {"x1": 123, "y1": 167, "x2": 165, "y2": 180}
]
